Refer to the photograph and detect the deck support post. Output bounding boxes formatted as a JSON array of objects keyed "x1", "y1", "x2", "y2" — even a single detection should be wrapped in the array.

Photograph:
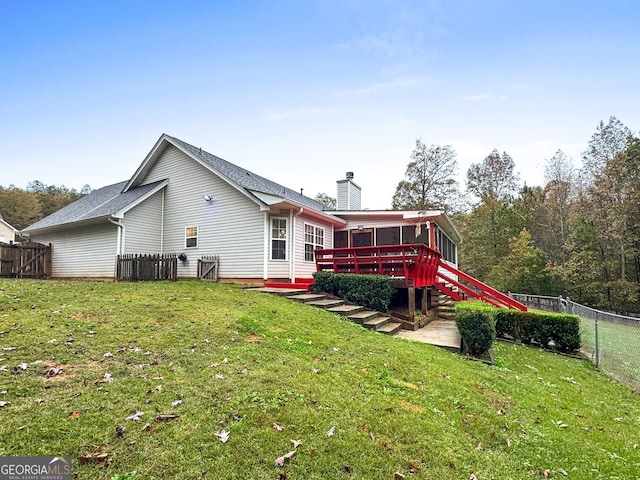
[
  {"x1": 421, "y1": 287, "x2": 428, "y2": 315},
  {"x1": 407, "y1": 279, "x2": 416, "y2": 320}
]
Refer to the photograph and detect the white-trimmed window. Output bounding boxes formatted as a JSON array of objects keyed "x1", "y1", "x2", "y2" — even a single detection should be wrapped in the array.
[
  {"x1": 271, "y1": 218, "x2": 288, "y2": 260},
  {"x1": 304, "y1": 224, "x2": 325, "y2": 261},
  {"x1": 185, "y1": 226, "x2": 199, "y2": 248}
]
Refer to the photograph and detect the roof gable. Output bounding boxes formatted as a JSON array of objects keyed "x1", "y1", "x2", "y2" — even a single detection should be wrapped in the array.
[
  {"x1": 125, "y1": 134, "x2": 330, "y2": 212},
  {"x1": 22, "y1": 180, "x2": 167, "y2": 233}
]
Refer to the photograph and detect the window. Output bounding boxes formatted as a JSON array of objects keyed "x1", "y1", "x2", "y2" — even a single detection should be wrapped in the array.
[
  {"x1": 376, "y1": 227, "x2": 400, "y2": 246},
  {"x1": 271, "y1": 218, "x2": 287, "y2": 260},
  {"x1": 305, "y1": 224, "x2": 325, "y2": 261},
  {"x1": 334, "y1": 231, "x2": 348, "y2": 248},
  {"x1": 401, "y1": 225, "x2": 429, "y2": 245},
  {"x1": 436, "y1": 228, "x2": 456, "y2": 263},
  {"x1": 185, "y1": 226, "x2": 198, "y2": 248}
]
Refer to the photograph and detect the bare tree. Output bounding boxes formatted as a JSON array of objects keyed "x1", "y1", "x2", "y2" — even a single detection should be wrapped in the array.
[
  {"x1": 391, "y1": 139, "x2": 462, "y2": 213},
  {"x1": 466, "y1": 149, "x2": 520, "y2": 203}
]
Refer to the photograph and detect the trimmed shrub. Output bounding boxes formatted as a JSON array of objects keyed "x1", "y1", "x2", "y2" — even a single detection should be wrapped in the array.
[
  {"x1": 495, "y1": 309, "x2": 581, "y2": 353},
  {"x1": 455, "y1": 302, "x2": 496, "y2": 357},
  {"x1": 312, "y1": 272, "x2": 396, "y2": 312},
  {"x1": 457, "y1": 302, "x2": 582, "y2": 355}
]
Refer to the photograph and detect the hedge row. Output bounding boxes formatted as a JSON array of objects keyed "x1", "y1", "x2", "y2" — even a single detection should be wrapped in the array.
[
  {"x1": 454, "y1": 302, "x2": 582, "y2": 356},
  {"x1": 494, "y1": 309, "x2": 581, "y2": 352},
  {"x1": 311, "y1": 272, "x2": 396, "y2": 312}
]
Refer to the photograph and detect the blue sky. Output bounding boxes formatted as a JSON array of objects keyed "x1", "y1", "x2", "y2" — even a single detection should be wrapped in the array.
[{"x1": 1, "y1": 0, "x2": 638, "y2": 209}]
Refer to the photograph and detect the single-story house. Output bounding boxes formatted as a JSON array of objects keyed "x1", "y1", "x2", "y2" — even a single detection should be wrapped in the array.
[
  {"x1": 21, "y1": 134, "x2": 462, "y2": 284},
  {"x1": 0, "y1": 214, "x2": 17, "y2": 244}
]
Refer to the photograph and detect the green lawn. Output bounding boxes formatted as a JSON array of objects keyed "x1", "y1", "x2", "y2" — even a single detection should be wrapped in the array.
[
  {"x1": 580, "y1": 317, "x2": 640, "y2": 393},
  {"x1": 1, "y1": 280, "x2": 639, "y2": 479}
]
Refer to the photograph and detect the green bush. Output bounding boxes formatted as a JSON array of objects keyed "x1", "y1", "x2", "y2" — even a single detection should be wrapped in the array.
[
  {"x1": 455, "y1": 302, "x2": 496, "y2": 356},
  {"x1": 312, "y1": 272, "x2": 396, "y2": 312},
  {"x1": 495, "y1": 309, "x2": 581, "y2": 353}
]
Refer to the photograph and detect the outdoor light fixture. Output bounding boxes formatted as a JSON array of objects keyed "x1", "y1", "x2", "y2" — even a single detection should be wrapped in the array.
[{"x1": 202, "y1": 194, "x2": 212, "y2": 202}]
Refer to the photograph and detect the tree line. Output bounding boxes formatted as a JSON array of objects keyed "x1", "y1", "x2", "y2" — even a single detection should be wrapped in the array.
[
  {"x1": 392, "y1": 116, "x2": 640, "y2": 315},
  {"x1": 0, "y1": 181, "x2": 92, "y2": 231}
]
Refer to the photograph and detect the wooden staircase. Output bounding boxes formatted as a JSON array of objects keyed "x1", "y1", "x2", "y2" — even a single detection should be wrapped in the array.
[{"x1": 258, "y1": 289, "x2": 402, "y2": 335}]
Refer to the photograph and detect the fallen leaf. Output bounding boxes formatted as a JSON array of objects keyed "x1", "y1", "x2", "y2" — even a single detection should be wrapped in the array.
[
  {"x1": 78, "y1": 451, "x2": 111, "y2": 464},
  {"x1": 497, "y1": 409, "x2": 505, "y2": 415},
  {"x1": 327, "y1": 426, "x2": 335, "y2": 437},
  {"x1": 171, "y1": 400, "x2": 183, "y2": 407},
  {"x1": 408, "y1": 461, "x2": 421, "y2": 472},
  {"x1": 469, "y1": 473, "x2": 478, "y2": 480},
  {"x1": 291, "y1": 439, "x2": 303, "y2": 449},
  {"x1": 312, "y1": 368, "x2": 320, "y2": 374},
  {"x1": 272, "y1": 423, "x2": 284, "y2": 432},
  {"x1": 343, "y1": 464, "x2": 352, "y2": 474},
  {"x1": 274, "y1": 450, "x2": 296, "y2": 467},
  {"x1": 506, "y1": 438, "x2": 512, "y2": 447},
  {"x1": 103, "y1": 352, "x2": 114, "y2": 358},
  {"x1": 215, "y1": 374, "x2": 224, "y2": 380},
  {"x1": 558, "y1": 468, "x2": 568, "y2": 476},
  {"x1": 155, "y1": 414, "x2": 180, "y2": 422},
  {"x1": 0, "y1": 401, "x2": 10, "y2": 407},
  {"x1": 475, "y1": 443, "x2": 483, "y2": 451},
  {"x1": 69, "y1": 411, "x2": 80, "y2": 420},
  {"x1": 215, "y1": 429, "x2": 230, "y2": 443},
  {"x1": 44, "y1": 366, "x2": 63, "y2": 378},
  {"x1": 543, "y1": 469, "x2": 550, "y2": 478},
  {"x1": 142, "y1": 422, "x2": 152, "y2": 431},
  {"x1": 394, "y1": 472, "x2": 405, "y2": 479},
  {"x1": 125, "y1": 411, "x2": 144, "y2": 421}
]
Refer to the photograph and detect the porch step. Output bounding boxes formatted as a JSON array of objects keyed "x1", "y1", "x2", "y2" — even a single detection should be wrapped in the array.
[
  {"x1": 286, "y1": 293, "x2": 327, "y2": 302},
  {"x1": 347, "y1": 310, "x2": 380, "y2": 324},
  {"x1": 376, "y1": 322, "x2": 403, "y2": 335},
  {"x1": 326, "y1": 304, "x2": 364, "y2": 315},
  {"x1": 306, "y1": 299, "x2": 345, "y2": 309},
  {"x1": 363, "y1": 316, "x2": 390, "y2": 330},
  {"x1": 265, "y1": 284, "x2": 312, "y2": 292}
]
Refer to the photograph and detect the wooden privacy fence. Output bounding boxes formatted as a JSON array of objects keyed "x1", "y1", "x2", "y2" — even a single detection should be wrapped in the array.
[
  {"x1": 116, "y1": 254, "x2": 178, "y2": 281},
  {"x1": 0, "y1": 242, "x2": 51, "y2": 278},
  {"x1": 197, "y1": 255, "x2": 219, "y2": 281}
]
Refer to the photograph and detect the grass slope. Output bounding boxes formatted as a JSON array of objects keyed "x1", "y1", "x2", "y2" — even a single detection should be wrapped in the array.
[{"x1": 1, "y1": 280, "x2": 639, "y2": 480}]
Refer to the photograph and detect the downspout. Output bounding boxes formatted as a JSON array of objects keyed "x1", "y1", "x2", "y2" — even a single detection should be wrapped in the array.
[
  {"x1": 108, "y1": 217, "x2": 126, "y2": 255},
  {"x1": 263, "y1": 213, "x2": 269, "y2": 281},
  {"x1": 291, "y1": 207, "x2": 304, "y2": 281},
  {"x1": 160, "y1": 188, "x2": 165, "y2": 254}
]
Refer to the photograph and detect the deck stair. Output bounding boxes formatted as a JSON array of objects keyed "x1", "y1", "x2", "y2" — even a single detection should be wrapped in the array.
[
  {"x1": 430, "y1": 287, "x2": 457, "y2": 321},
  {"x1": 285, "y1": 292, "x2": 401, "y2": 335}
]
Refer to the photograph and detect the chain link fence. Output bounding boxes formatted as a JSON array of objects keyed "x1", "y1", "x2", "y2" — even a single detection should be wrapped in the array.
[{"x1": 508, "y1": 293, "x2": 640, "y2": 394}]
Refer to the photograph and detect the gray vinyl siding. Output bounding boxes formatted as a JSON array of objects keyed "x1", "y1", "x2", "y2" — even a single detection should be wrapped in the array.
[
  {"x1": 29, "y1": 221, "x2": 118, "y2": 278},
  {"x1": 294, "y1": 215, "x2": 333, "y2": 279},
  {"x1": 138, "y1": 145, "x2": 265, "y2": 279},
  {"x1": 123, "y1": 190, "x2": 163, "y2": 253},
  {"x1": 0, "y1": 223, "x2": 14, "y2": 243}
]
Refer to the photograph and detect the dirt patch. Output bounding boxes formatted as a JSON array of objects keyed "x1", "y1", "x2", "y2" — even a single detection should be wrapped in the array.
[{"x1": 398, "y1": 399, "x2": 424, "y2": 413}]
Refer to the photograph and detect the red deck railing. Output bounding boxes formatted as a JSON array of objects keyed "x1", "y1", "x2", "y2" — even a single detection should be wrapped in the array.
[
  {"x1": 315, "y1": 244, "x2": 440, "y2": 288},
  {"x1": 314, "y1": 243, "x2": 527, "y2": 311}
]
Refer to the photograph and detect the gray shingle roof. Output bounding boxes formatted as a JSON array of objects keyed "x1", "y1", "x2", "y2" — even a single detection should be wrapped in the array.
[
  {"x1": 167, "y1": 136, "x2": 331, "y2": 211},
  {"x1": 22, "y1": 180, "x2": 165, "y2": 232}
]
